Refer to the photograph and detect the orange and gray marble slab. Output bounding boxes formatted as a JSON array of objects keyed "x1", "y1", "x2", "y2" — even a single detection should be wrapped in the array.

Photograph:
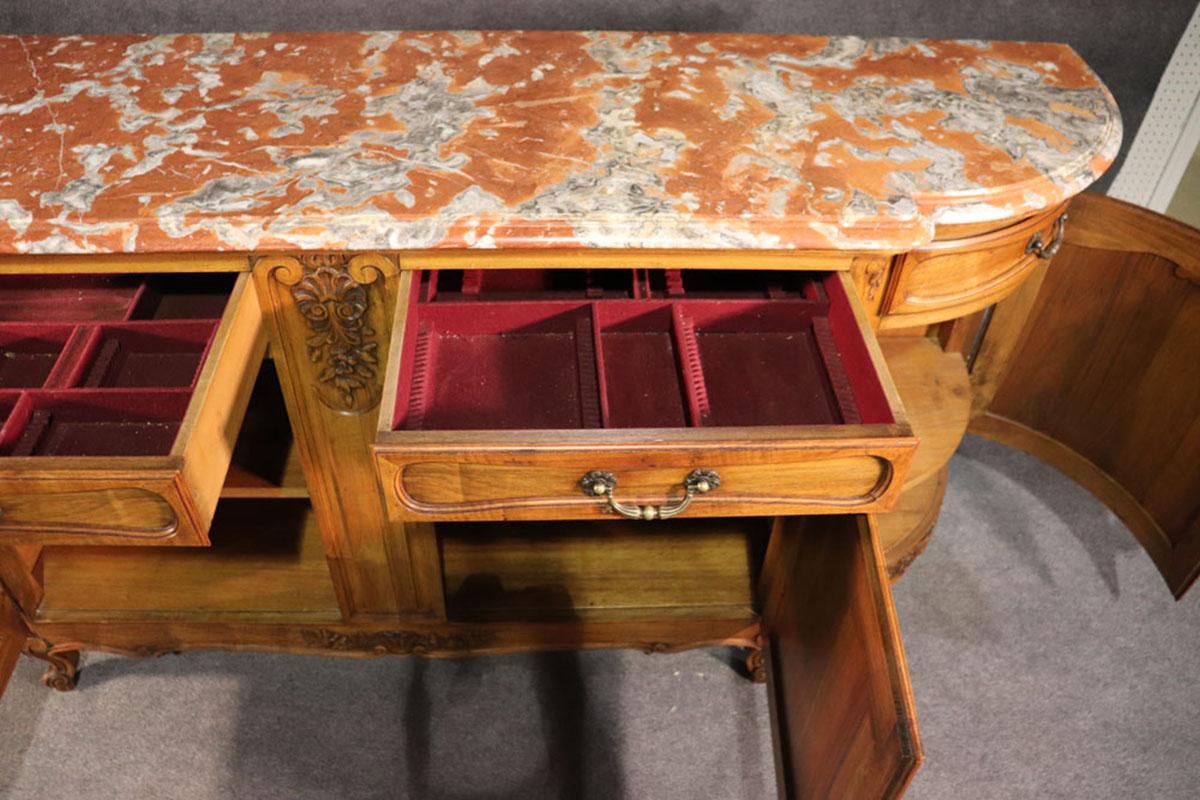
[{"x1": 0, "y1": 31, "x2": 1120, "y2": 254}]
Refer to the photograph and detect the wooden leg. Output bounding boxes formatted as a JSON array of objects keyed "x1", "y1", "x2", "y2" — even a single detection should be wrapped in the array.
[{"x1": 24, "y1": 637, "x2": 80, "y2": 692}]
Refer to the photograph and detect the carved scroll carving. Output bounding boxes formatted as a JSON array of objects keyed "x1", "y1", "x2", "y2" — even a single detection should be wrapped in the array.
[
  {"x1": 744, "y1": 646, "x2": 767, "y2": 684},
  {"x1": 849, "y1": 256, "x2": 892, "y2": 322},
  {"x1": 257, "y1": 252, "x2": 400, "y2": 415},
  {"x1": 24, "y1": 636, "x2": 81, "y2": 691},
  {"x1": 300, "y1": 627, "x2": 494, "y2": 656},
  {"x1": 861, "y1": 264, "x2": 885, "y2": 303}
]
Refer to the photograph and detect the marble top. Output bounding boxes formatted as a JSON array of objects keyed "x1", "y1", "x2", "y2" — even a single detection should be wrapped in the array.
[{"x1": 0, "y1": 31, "x2": 1121, "y2": 255}]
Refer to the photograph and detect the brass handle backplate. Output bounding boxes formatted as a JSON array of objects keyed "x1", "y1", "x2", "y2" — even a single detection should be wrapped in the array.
[
  {"x1": 579, "y1": 468, "x2": 720, "y2": 520},
  {"x1": 1026, "y1": 213, "x2": 1068, "y2": 260}
]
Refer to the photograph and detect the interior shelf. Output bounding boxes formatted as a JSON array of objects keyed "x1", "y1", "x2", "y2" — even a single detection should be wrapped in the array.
[
  {"x1": 222, "y1": 360, "x2": 308, "y2": 499},
  {"x1": 878, "y1": 336, "x2": 971, "y2": 488},
  {"x1": 439, "y1": 516, "x2": 769, "y2": 622},
  {"x1": 37, "y1": 499, "x2": 339, "y2": 621}
]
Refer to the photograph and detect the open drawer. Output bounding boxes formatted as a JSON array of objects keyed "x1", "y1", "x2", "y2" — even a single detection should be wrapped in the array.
[
  {"x1": 0, "y1": 272, "x2": 265, "y2": 546},
  {"x1": 373, "y1": 268, "x2": 916, "y2": 522}
]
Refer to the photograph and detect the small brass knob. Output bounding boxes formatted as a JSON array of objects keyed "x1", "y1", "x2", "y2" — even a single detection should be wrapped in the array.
[
  {"x1": 695, "y1": 480, "x2": 710, "y2": 493},
  {"x1": 641, "y1": 506, "x2": 657, "y2": 521},
  {"x1": 591, "y1": 482, "x2": 608, "y2": 495}
]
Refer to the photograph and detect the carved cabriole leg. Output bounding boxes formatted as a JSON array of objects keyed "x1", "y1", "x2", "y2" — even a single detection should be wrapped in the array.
[
  {"x1": 24, "y1": 636, "x2": 80, "y2": 691},
  {"x1": 252, "y1": 254, "x2": 443, "y2": 620}
]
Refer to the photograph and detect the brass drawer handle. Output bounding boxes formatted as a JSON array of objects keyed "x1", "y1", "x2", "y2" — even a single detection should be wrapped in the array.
[
  {"x1": 1026, "y1": 213, "x2": 1068, "y2": 260},
  {"x1": 579, "y1": 468, "x2": 720, "y2": 520}
]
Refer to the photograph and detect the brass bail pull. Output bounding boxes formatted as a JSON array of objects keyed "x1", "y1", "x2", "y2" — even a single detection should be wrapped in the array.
[
  {"x1": 579, "y1": 469, "x2": 720, "y2": 520},
  {"x1": 1026, "y1": 212, "x2": 1068, "y2": 260}
]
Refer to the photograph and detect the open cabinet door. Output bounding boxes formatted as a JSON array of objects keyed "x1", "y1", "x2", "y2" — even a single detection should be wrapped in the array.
[
  {"x1": 761, "y1": 514, "x2": 921, "y2": 799},
  {"x1": 969, "y1": 193, "x2": 1200, "y2": 599}
]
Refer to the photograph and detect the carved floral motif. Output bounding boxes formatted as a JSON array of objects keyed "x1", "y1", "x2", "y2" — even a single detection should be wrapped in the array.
[
  {"x1": 300, "y1": 627, "x2": 494, "y2": 656},
  {"x1": 290, "y1": 254, "x2": 380, "y2": 412},
  {"x1": 864, "y1": 266, "x2": 885, "y2": 301}
]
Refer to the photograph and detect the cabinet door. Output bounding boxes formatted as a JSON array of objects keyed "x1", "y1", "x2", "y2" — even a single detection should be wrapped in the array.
[
  {"x1": 761, "y1": 514, "x2": 921, "y2": 799},
  {"x1": 971, "y1": 193, "x2": 1200, "y2": 598}
]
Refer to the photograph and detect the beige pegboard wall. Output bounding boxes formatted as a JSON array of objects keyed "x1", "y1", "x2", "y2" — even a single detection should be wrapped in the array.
[{"x1": 1109, "y1": 3, "x2": 1200, "y2": 211}]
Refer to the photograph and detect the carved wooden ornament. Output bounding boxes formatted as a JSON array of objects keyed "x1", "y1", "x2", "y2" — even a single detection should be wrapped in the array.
[{"x1": 258, "y1": 252, "x2": 399, "y2": 415}]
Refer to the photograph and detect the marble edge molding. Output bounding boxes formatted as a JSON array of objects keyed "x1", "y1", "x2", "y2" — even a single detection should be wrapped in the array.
[{"x1": 0, "y1": 31, "x2": 1123, "y2": 255}]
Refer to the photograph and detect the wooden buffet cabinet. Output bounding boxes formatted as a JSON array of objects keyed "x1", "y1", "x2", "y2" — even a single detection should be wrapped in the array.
[{"x1": 1, "y1": 30, "x2": 1197, "y2": 798}]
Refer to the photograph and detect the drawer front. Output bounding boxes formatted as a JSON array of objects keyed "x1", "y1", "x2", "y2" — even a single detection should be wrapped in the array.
[
  {"x1": 374, "y1": 269, "x2": 916, "y2": 522},
  {"x1": 376, "y1": 437, "x2": 915, "y2": 521},
  {"x1": 0, "y1": 272, "x2": 265, "y2": 546},
  {"x1": 880, "y1": 206, "x2": 1066, "y2": 328},
  {"x1": 0, "y1": 477, "x2": 189, "y2": 543}
]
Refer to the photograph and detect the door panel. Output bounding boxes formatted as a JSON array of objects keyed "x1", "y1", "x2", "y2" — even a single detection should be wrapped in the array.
[
  {"x1": 971, "y1": 193, "x2": 1200, "y2": 599},
  {"x1": 761, "y1": 514, "x2": 921, "y2": 799}
]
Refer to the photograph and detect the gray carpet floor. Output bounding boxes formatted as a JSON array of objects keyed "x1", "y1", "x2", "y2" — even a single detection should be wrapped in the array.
[{"x1": 2, "y1": 434, "x2": 1199, "y2": 799}]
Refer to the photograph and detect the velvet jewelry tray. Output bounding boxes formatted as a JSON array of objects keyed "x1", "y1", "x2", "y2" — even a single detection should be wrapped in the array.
[
  {"x1": 0, "y1": 274, "x2": 234, "y2": 458},
  {"x1": 390, "y1": 269, "x2": 895, "y2": 433}
]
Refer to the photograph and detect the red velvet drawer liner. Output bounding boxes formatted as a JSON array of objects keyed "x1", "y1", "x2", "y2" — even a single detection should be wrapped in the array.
[
  {"x1": 424, "y1": 268, "x2": 818, "y2": 302},
  {"x1": 0, "y1": 274, "x2": 234, "y2": 457},
  {"x1": 0, "y1": 392, "x2": 16, "y2": 434},
  {"x1": 0, "y1": 390, "x2": 190, "y2": 457},
  {"x1": 0, "y1": 275, "x2": 143, "y2": 322},
  {"x1": 394, "y1": 269, "x2": 892, "y2": 432},
  {"x1": 76, "y1": 322, "x2": 218, "y2": 388},
  {"x1": 0, "y1": 274, "x2": 233, "y2": 323},
  {"x1": 0, "y1": 325, "x2": 77, "y2": 389}
]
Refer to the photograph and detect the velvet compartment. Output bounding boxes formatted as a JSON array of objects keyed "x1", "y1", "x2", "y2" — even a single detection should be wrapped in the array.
[
  {"x1": 0, "y1": 274, "x2": 233, "y2": 457},
  {"x1": 76, "y1": 322, "x2": 217, "y2": 388},
  {"x1": 394, "y1": 269, "x2": 893, "y2": 432},
  {"x1": 0, "y1": 325, "x2": 77, "y2": 389}
]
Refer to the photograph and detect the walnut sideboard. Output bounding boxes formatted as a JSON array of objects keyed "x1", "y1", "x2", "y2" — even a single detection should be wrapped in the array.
[{"x1": 3, "y1": 30, "x2": 1197, "y2": 799}]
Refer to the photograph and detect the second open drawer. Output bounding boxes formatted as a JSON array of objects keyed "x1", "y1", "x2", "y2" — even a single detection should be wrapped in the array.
[
  {"x1": 373, "y1": 268, "x2": 916, "y2": 522},
  {"x1": 0, "y1": 272, "x2": 266, "y2": 546}
]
